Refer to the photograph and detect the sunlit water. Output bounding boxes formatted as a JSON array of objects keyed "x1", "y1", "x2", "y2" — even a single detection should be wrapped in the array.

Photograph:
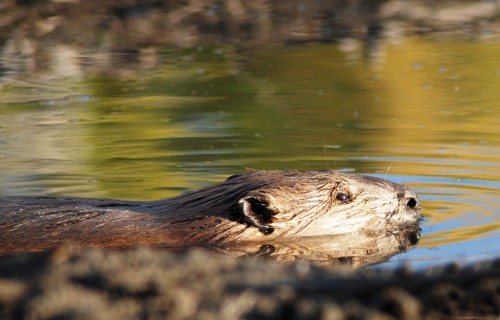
[{"x1": 0, "y1": 37, "x2": 498, "y2": 269}]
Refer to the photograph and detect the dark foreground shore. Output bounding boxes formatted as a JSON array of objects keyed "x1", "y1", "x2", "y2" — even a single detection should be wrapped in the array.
[{"x1": 0, "y1": 247, "x2": 498, "y2": 319}]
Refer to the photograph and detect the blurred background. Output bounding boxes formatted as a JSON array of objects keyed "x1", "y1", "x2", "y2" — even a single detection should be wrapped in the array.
[{"x1": 0, "y1": 0, "x2": 499, "y2": 268}]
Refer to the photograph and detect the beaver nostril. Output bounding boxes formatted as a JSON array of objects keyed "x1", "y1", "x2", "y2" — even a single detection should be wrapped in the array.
[{"x1": 406, "y1": 198, "x2": 418, "y2": 209}]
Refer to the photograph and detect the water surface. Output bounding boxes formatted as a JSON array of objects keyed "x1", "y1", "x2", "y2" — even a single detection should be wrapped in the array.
[{"x1": 0, "y1": 36, "x2": 498, "y2": 269}]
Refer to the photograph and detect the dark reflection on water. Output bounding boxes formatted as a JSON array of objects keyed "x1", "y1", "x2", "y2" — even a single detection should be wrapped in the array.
[{"x1": 202, "y1": 226, "x2": 421, "y2": 267}]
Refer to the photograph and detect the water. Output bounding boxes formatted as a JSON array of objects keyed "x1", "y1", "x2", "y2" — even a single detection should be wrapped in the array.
[{"x1": 0, "y1": 37, "x2": 498, "y2": 269}]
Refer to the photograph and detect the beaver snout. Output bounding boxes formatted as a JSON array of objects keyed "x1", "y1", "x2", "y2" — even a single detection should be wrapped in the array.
[
  {"x1": 398, "y1": 189, "x2": 421, "y2": 210},
  {"x1": 392, "y1": 188, "x2": 422, "y2": 227}
]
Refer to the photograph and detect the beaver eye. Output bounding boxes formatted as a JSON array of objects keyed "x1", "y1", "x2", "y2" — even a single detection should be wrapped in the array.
[{"x1": 336, "y1": 192, "x2": 350, "y2": 203}]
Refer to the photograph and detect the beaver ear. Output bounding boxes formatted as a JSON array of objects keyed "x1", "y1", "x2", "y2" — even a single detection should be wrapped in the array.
[
  {"x1": 226, "y1": 173, "x2": 243, "y2": 181},
  {"x1": 238, "y1": 193, "x2": 278, "y2": 235},
  {"x1": 226, "y1": 168, "x2": 258, "y2": 181}
]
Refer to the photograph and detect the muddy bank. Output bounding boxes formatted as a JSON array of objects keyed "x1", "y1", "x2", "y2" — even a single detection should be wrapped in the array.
[{"x1": 0, "y1": 247, "x2": 498, "y2": 319}]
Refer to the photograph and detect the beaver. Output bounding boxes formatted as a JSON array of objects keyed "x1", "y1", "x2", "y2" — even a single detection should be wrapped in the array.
[{"x1": 0, "y1": 170, "x2": 421, "y2": 254}]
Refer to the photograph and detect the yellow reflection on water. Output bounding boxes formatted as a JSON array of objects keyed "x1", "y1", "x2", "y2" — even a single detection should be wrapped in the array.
[
  {"x1": 422, "y1": 222, "x2": 500, "y2": 248},
  {"x1": 372, "y1": 37, "x2": 500, "y2": 146}
]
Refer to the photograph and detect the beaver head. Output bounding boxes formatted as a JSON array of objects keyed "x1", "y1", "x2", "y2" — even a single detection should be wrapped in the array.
[{"x1": 164, "y1": 170, "x2": 422, "y2": 243}]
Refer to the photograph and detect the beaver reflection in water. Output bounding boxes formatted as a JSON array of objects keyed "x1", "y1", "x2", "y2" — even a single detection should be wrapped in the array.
[{"x1": 0, "y1": 170, "x2": 421, "y2": 254}]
